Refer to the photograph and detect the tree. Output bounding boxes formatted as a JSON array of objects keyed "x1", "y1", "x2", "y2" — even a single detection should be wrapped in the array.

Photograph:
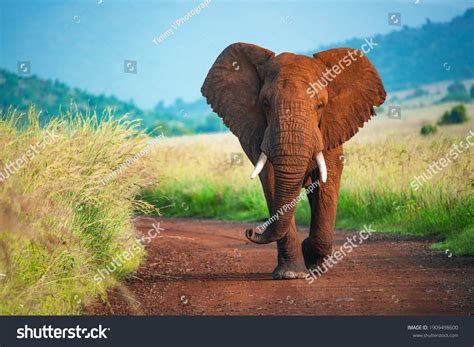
[
  {"x1": 438, "y1": 104, "x2": 469, "y2": 125},
  {"x1": 196, "y1": 114, "x2": 226, "y2": 133},
  {"x1": 442, "y1": 81, "x2": 470, "y2": 102}
]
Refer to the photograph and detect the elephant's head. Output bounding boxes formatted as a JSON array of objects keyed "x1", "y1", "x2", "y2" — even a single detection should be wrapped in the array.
[{"x1": 201, "y1": 43, "x2": 386, "y2": 244}]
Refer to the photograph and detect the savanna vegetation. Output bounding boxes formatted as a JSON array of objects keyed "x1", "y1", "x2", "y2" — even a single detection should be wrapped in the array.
[
  {"x1": 0, "y1": 101, "x2": 472, "y2": 316},
  {"x1": 1, "y1": 6, "x2": 473, "y2": 317},
  {"x1": 420, "y1": 123, "x2": 437, "y2": 136},
  {"x1": 0, "y1": 107, "x2": 157, "y2": 314},
  {"x1": 420, "y1": 103, "x2": 469, "y2": 135},
  {"x1": 438, "y1": 104, "x2": 469, "y2": 125},
  {"x1": 141, "y1": 103, "x2": 474, "y2": 256}
]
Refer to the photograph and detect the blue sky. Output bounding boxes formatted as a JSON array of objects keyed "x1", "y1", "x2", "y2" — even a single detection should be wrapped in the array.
[{"x1": 0, "y1": 0, "x2": 472, "y2": 109}]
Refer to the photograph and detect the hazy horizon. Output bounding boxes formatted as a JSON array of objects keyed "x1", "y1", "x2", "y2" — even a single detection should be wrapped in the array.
[{"x1": 1, "y1": 0, "x2": 472, "y2": 109}]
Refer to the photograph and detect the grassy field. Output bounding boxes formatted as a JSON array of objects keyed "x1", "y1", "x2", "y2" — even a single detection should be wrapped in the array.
[
  {"x1": 142, "y1": 102, "x2": 474, "y2": 255},
  {"x1": 0, "y1": 102, "x2": 472, "y2": 315},
  {"x1": 0, "y1": 107, "x2": 157, "y2": 314}
]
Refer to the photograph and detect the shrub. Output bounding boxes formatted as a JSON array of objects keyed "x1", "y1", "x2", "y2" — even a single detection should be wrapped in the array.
[
  {"x1": 0, "y1": 106, "x2": 158, "y2": 314},
  {"x1": 420, "y1": 124, "x2": 437, "y2": 135},
  {"x1": 438, "y1": 104, "x2": 469, "y2": 125}
]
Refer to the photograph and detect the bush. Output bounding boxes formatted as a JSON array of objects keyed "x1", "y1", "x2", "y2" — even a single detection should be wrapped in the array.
[
  {"x1": 0, "y1": 106, "x2": 158, "y2": 314},
  {"x1": 438, "y1": 104, "x2": 469, "y2": 125},
  {"x1": 420, "y1": 124, "x2": 437, "y2": 135}
]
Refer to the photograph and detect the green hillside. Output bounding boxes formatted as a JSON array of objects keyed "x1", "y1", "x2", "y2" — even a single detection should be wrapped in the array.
[
  {"x1": 0, "y1": 69, "x2": 222, "y2": 135},
  {"x1": 307, "y1": 9, "x2": 474, "y2": 91},
  {"x1": 1, "y1": 9, "x2": 473, "y2": 133}
]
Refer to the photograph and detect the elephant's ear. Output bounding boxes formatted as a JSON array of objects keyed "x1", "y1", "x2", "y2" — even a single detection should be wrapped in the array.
[
  {"x1": 313, "y1": 48, "x2": 386, "y2": 150},
  {"x1": 201, "y1": 42, "x2": 275, "y2": 146}
]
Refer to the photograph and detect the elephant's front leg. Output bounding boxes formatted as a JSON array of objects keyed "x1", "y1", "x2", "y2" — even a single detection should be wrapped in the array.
[
  {"x1": 302, "y1": 146, "x2": 344, "y2": 270},
  {"x1": 259, "y1": 161, "x2": 307, "y2": 279},
  {"x1": 274, "y1": 220, "x2": 307, "y2": 279}
]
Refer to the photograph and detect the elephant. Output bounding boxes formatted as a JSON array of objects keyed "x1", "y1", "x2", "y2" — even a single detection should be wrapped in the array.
[{"x1": 201, "y1": 42, "x2": 386, "y2": 279}]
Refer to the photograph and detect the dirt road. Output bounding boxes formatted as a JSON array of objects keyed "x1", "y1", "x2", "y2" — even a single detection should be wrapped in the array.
[{"x1": 88, "y1": 217, "x2": 474, "y2": 315}]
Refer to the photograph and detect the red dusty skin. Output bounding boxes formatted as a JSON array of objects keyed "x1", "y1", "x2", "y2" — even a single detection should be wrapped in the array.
[{"x1": 246, "y1": 118, "x2": 322, "y2": 244}]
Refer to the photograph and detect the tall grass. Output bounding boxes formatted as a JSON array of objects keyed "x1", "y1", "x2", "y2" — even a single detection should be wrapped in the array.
[
  {"x1": 142, "y1": 130, "x2": 473, "y2": 255},
  {"x1": 337, "y1": 137, "x2": 473, "y2": 254},
  {"x1": 0, "y1": 106, "x2": 158, "y2": 314}
]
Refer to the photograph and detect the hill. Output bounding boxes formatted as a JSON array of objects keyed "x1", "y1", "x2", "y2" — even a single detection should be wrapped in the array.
[
  {"x1": 0, "y1": 69, "x2": 222, "y2": 135},
  {"x1": 305, "y1": 9, "x2": 474, "y2": 91},
  {"x1": 1, "y1": 8, "x2": 473, "y2": 134},
  {"x1": 0, "y1": 69, "x2": 143, "y2": 120}
]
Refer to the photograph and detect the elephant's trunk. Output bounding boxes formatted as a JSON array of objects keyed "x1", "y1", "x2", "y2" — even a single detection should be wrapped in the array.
[
  {"x1": 247, "y1": 117, "x2": 314, "y2": 244},
  {"x1": 246, "y1": 163, "x2": 307, "y2": 244}
]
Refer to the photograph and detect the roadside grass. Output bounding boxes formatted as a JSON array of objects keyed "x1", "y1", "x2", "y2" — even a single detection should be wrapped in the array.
[
  {"x1": 143, "y1": 127, "x2": 473, "y2": 255},
  {"x1": 0, "y1": 107, "x2": 158, "y2": 314}
]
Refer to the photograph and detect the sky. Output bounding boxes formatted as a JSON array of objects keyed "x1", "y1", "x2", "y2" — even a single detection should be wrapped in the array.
[{"x1": 0, "y1": 0, "x2": 472, "y2": 109}]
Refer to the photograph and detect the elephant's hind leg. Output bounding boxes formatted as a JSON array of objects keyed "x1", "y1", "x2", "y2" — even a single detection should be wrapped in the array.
[{"x1": 302, "y1": 146, "x2": 343, "y2": 271}]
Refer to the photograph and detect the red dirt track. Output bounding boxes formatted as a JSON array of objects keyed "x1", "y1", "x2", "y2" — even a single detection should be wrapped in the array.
[{"x1": 88, "y1": 217, "x2": 474, "y2": 315}]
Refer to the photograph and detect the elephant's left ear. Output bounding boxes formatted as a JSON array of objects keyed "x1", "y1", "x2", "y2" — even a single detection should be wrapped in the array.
[{"x1": 313, "y1": 48, "x2": 386, "y2": 150}]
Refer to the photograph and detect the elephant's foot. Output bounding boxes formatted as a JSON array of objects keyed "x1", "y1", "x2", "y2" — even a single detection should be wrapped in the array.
[
  {"x1": 302, "y1": 237, "x2": 331, "y2": 271},
  {"x1": 271, "y1": 262, "x2": 307, "y2": 280}
]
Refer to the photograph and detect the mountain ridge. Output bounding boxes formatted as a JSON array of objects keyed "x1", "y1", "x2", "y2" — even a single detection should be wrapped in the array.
[{"x1": 2, "y1": 8, "x2": 472, "y2": 134}]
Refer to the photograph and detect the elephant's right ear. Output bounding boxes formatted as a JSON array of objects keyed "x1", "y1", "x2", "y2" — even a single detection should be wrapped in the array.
[{"x1": 201, "y1": 42, "x2": 275, "y2": 146}]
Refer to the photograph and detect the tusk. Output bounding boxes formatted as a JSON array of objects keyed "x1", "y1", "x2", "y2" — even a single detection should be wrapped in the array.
[
  {"x1": 315, "y1": 151, "x2": 327, "y2": 183},
  {"x1": 250, "y1": 152, "x2": 267, "y2": 180}
]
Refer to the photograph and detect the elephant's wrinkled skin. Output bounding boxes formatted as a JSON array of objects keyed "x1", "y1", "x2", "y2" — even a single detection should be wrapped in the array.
[{"x1": 201, "y1": 43, "x2": 386, "y2": 279}]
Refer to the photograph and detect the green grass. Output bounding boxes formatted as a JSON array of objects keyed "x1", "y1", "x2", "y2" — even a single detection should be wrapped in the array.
[
  {"x1": 1, "y1": 104, "x2": 472, "y2": 315},
  {"x1": 0, "y1": 107, "x2": 158, "y2": 314},
  {"x1": 143, "y1": 182, "x2": 473, "y2": 255},
  {"x1": 142, "y1": 131, "x2": 474, "y2": 256}
]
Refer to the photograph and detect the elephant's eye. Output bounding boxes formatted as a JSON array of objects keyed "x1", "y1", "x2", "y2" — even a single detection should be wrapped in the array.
[
  {"x1": 262, "y1": 99, "x2": 270, "y2": 111},
  {"x1": 315, "y1": 102, "x2": 323, "y2": 110}
]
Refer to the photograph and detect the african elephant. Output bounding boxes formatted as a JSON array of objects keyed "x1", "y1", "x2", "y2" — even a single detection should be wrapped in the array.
[{"x1": 201, "y1": 42, "x2": 386, "y2": 279}]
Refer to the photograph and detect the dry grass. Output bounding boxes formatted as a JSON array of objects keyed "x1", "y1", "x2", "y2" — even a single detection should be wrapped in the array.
[
  {"x1": 0, "y1": 107, "x2": 158, "y2": 314},
  {"x1": 1, "y1": 101, "x2": 472, "y2": 316},
  {"x1": 356, "y1": 102, "x2": 474, "y2": 143},
  {"x1": 143, "y1": 102, "x2": 473, "y2": 254}
]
